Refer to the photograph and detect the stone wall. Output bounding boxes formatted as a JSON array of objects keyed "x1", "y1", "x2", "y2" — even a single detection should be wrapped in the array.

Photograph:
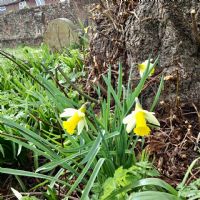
[{"x1": 0, "y1": 0, "x2": 98, "y2": 47}]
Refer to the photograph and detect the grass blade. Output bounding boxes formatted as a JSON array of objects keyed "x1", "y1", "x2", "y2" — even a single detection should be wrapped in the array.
[
  {"x1": 102, "y1": 66, "x2": 123, "y2": 112},
  {"x1": 0, "y1": 117, "x2": 57, "y2": 157},
  {"x1": 81, "y1": 132, "x2": 102, "y2": 164},
  {"x1": 81, "y1": 158, "x2": 105, "y2": 200},
  {"x1": 0, "y1": 167, "x2": 68, "y2": 186},
  {"x1": 36, "y1": 150, "x2": 87, "y2": 173},
  {"x1": 178, "y1": 157, "x2": 200, "y2": 189},
  {"x1": 49, "y1": 168, "x2": 64, "y2": 189},
  {"x1": 0, "y1": 144, "x2": 5, "y2": 157},
  {"x1": 150, "y1": 75, "x2": 164, "y2": 111},
  {"x1": 117, "y1": 63, "x2": 123, "y2": 100},
  {"x1": 66, "y1": 145, "x2": 100, "y2": 196}
]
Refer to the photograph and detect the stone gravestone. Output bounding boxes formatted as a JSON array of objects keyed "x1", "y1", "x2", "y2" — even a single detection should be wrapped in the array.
[{"x1": 44, "y1": 18, "x2": 79, "y2": 52}]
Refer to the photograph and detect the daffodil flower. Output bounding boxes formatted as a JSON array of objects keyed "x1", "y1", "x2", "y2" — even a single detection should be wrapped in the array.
[
  {"x1": 138, "y1": 59, "x2": 155, "y2": 78},
  {"x1": 123, "y1": 98, "x2": 160, "y2": 136},
  {"x1": 84, "y1": 26, "x2": 90, "y2": 34},
  {"x1": 60, "y1": 103, "x2": 88, "y2": 135}
]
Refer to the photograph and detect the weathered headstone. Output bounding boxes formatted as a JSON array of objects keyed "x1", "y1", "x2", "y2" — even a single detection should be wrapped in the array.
[{"x1": 44, "y1": 18, "x2": 79, "y2": 52}]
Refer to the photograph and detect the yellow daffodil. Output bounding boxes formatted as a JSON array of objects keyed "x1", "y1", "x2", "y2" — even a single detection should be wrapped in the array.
[
  {"x1": 84, "y1": 26, "x2": 90, "y2": 34},
  {"x1": 138, "y1": 59, "x2": 155, "y2": 78},
  {"x1": 123, "y1": 98, "x2": 160, "y2": 136},
  {"x1": 60, "y1": 103, "x2": 88, "y2": 135}
]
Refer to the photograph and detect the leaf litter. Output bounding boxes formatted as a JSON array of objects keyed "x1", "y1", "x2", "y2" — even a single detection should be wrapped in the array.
[{"x1": 146, "y1": 101, "x2": 200, "y2": 186}]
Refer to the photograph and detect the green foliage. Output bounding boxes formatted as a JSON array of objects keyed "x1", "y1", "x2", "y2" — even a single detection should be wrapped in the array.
[
  {"x1": 0, "y1": 44, "x2": 85, "y2": 159},
  {"x1": 178, "y1": 179, "x2": 200, "y2": 200},
  {"x1": 0, "y1": 45, "x2": 88, "y2": 197},
  {"x1": 177, "y1": 157, "x2": 200, "y2": 200},
  {"x1": 59, "y1": 48, "x2": 84, "y2": 71},
  {"x1": 43, "y1": 186, "x2": 58, "y2": 200},
  {"x1": 127, "y1": 191, "x2": 180, "y2": 200},
  {"x1": 0, "y1": 50, "x2": 155, "y2": 188},
  {"x1": 22, "y1": 197, "x2": 39, "y2": 200},
  {"x1": 0, "y1": 52, "x2": 164, "y2": 199},
  {"x1": 0, "y1": 45, "x2": 199, "y2": 200},
  {"x1": 101, "y1": 161, "x2": 159, "y2": 200}
]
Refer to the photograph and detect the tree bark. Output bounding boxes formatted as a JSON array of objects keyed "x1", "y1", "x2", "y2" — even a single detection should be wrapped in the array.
[
  {"x1": 88, "y1": 0, "x2": 200, "y2": 106},
  {"x1": 125, "y1": 0, "x2": 200, "y2": 104}
]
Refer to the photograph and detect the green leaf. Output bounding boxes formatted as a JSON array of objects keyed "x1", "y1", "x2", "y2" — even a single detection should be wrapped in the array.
[
  {"x1": 102, "y1": 68, "x2": 123, "y2": 112},
  {"x1": 81, "y1": 158, "x2": 105, "y2": 200},
  {"x1": 150, "y1": 75, "x2": 164, "y2": 111},
  {"x1": 66, "y1": 144, "x2": 101, "y2": 196},
  {"x1": 15, "y1": 175, "x2": 27, "y2": 192},
  {"x1": 81, "y1": 132, "x2": 102, "y2": 164},
  {"x1": 117, "y1": 63, "x2": 123, "y2": 100},
  {"x1": 106, "y1": 178, "x2": 178, "y2": 200},
  {"x1": 36, "y1": 150, "x2": 87, "y2": 173},
  {"x1": 0, "y1": 133, "x2": 49, "y2": 158},
  {"x1": 0, "y1": 117, "x2": 57, "y2": 157},
  {"x1": 37, "y1": 75, "x2": 75, "y2": 111},
  {"x1": 0, "y1": 144, "x2": 5, "y2": 158},
  {"x1": 128, "y1": 191, "x2": 181, "y2": 200},
  {"x1": 0, "y1": 127, "x2": 80, "y2": 178},
  {"x1": 101, "y1": 177, "x2": 117, "y2": 200},
  {"x1": 0, "y1": 167, "x2": 68, "y2": 186},
  {"x1": 49, "y1": 169, "x2": 64, "y2": 189},
  {"x1": 178, "y1": 157, "x2": 200, "y2": 189}
]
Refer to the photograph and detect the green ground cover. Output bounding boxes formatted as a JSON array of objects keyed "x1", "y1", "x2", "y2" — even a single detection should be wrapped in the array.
[{"x1": 0, "y1": 45, "x2": 199, "y2": 200}]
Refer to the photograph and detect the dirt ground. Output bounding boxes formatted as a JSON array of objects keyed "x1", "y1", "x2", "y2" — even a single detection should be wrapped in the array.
[{"x1": 147, "y1": 101, "x2": 200, "y2": 186}]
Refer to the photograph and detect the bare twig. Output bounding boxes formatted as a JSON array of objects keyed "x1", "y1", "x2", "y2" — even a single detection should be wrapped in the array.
[{"x1": 192, "y1": 103, "x2": 200, "y2": 125}]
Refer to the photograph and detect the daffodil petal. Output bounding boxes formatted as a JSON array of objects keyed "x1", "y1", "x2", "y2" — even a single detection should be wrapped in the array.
[
  {"x1": 139, "y1": 71, "x2": 144, "y2": 78},
  {"x1": 77, "y1": 119, "x2": 85, "y2": 135},
  {"x1": 144, "y1": 111, "x2": 160, "y2": 126},
  {"x1": 60, "y1": 108, "x2": 77, "y2": 118},
  {"x1": 126, "y1": 119, "x2": 136, "y2": 133},
  {"x1": 77, "y1": 110, "x2": 85, "y2": 117},
  {"x1": 123, "y1": 112, "x2": 135, "y2": 124},
  {"x1": 138, "y1": 59, "x2": 155, "y2": 78}
]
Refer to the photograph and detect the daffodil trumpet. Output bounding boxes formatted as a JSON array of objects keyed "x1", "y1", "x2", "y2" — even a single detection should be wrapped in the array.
[
  {"x1": 123, "y1": 98, "x2": 160, "y2": 137},
  {"x1": 138, "y1": 59, "x2": 155, "y2": 78},
  {"x1": 60, "y1": 103, "x2": 89, "y2": 135}
]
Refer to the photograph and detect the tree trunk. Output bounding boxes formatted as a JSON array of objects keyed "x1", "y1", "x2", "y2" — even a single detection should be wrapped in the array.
[
  {"x1": 88, "y1": 0, "x2": 200, "y2": 106},
  {"x1": 125, "y1": 0, "x2": 200, "y2": 104}
]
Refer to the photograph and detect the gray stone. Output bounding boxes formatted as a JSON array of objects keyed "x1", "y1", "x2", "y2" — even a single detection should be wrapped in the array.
[{"x1": 43, "y1": 18, "x2": 79, "y2": 52}]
